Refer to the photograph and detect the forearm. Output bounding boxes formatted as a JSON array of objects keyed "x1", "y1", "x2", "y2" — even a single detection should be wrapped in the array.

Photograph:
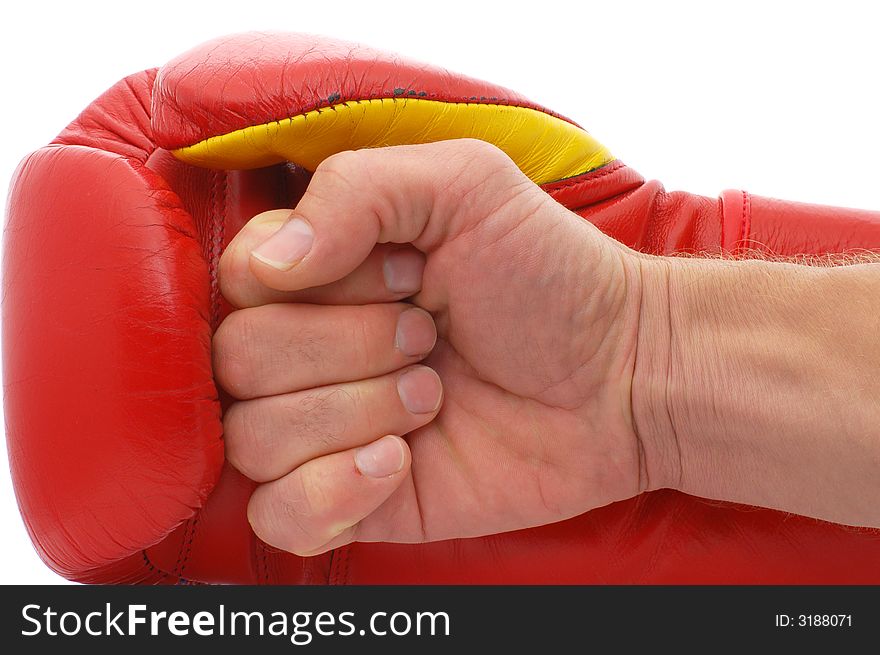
[{"x1": 633, "y1": 251, "x2": 880, "y2": 527}]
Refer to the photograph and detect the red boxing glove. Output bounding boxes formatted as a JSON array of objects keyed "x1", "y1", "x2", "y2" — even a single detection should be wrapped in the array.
[{"x1": 5, "y1": 32, "x2": 880, "y2": 584}]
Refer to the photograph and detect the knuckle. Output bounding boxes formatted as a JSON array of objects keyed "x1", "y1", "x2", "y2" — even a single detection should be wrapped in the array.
[
  {"x1": 287, "y1": 474, "x2": 329, "y2": 552},
  {"x1": 349, "y1": 384, "x2": 378, "y2": 436},
  {"x1": 432, "y1": 140, "x2": 523, "y2": 216},
  {"x1": 222, "y1": 401, "x2": 269, "y2": 481},
  {"x1": 247, "y1": 486, "x2": 287, "y2": 549},
  {"x1": 450, "y1": 138, "x2": 513, "y2": 175},
  {"x1": 248, "y1": 474, "x2": 326, "y2": 555},
  {"x1": 470, "y1": 145, "x2": 516, "y2": 180},
  {"x1": 280, "y1": 321, "x2": 330, "y2": 373},
  {"x1": 212, "y1": 310, "x2": 264, "y2": 398},
  {"x1": 226, "y1": 388, "x2": 355, "y2": 483},
  {"x1": 217, "y1": 242, "x2": 249, "y2": 308},
  {"x1": 293, "y1": 466, "x2": 330, "y2": 519},
  {"x1": 246, "y1": 486, "x2": 273, "y2": 542},
  {"x1": 315, "y1": 149, "x2": 363, "y2": 187},
  {"x1": 455, "y1": 137, "x2": 504, "y2": 159},
  {"x1": 348, "y1": 312, "x2": 379, "y2": 371},
  {"x1": 292, "y1": 388, "x2": 351, "y2": 450}
]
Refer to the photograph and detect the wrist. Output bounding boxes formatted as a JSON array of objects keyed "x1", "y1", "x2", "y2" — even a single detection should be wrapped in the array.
[
  {"x1": 629, "y1": 253, "x2": 683, "y2": 493},
  {"x1": 632, "y1": 251, "x2": 880, "y2": 526},
  {"x1": 631, "y1": 254, "x2": 770, "y2": 499},
  {"x1": 631, "y1": 252, "x2": 791, "y2": 498}
]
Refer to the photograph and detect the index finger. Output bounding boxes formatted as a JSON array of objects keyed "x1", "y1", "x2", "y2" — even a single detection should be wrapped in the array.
[
  {"x1": 219, "y1": 208, "x2": 425, "y2": 308},
  {"x1": 244, "y1": 139, "x2": 523, "y2": 293}
]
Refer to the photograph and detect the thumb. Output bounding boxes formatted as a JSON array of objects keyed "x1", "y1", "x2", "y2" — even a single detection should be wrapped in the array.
[{"x1": 244, "y1": 139, "x2": 530, "y2": 292}]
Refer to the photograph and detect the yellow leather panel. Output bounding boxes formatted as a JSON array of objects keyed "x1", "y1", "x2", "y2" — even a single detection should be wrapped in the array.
[{"x1": 172, "y1": 98, "x2": 613, "y2": 185}]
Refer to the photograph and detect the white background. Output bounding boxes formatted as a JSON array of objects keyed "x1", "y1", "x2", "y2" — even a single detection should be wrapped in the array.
[{"x1": 1, "y1": 0, "x2": 878, "y2": 584}]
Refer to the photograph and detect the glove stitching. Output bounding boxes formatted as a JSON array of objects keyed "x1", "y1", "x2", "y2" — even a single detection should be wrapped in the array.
[
  {"x1": 208, "y1": 171, "x2": 228, "y2": 328},
  {"x1": 173, "y1": 515, "x2": 200, "y2": 578},
  {"x1": 173, "y1": 96, "x2": 581, "y2": 154},
  {"x1": 340, "y1": 545, "x2": 351, "y2": 585},
  {"x1": 541, "y1": 160, "x2": 625, "y2": 192},
  {"x1": 257, "y1": 540, "x2": 271, "y2": 584},
  {"x1": 328, "y1": 549, "x2": 339, "y2": 584},
  {"x1": 262, "y1": 542, "x2": 270, "y2": 584},
  {"x1": 140, "y1": 550, "x2": 175, "y2": 583},
  {"x1": 163, "y1": 170, "x2": 225, "y2": 583},
  {"x1": 738, "y1": 190, "x2": 752, "y2": 254},
  {"x1": 329, "y1": 545, "x2": 351, "y2": 585},
  {"x1": 170, "y1": 519, "x2": 193, "y2": 578},
  {"x1": 168, "y1": 91, "x2": 577, "y2": 150},
  {"x1": 140, "y1": 550, "x2": 206, "y2": 585}
]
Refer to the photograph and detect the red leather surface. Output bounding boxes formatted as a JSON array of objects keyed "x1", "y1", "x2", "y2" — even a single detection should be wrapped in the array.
[
  {"x1": 152, "y1": 32, "x2": 569, "y2": 152},
  {"x1": 3, "y1": 115, "x2": 224, "y2": 581},
  {"x1": 5, "y1": 32, "x2": 880, "y2": 584},
  {"x1": 743, "y1": 193, "x2": 880, "y2": 255}
]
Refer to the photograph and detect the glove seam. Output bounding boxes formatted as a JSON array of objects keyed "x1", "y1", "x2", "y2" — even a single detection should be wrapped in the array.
[
  {"x1": 256, "y1": 539, "x2": 272, "y2": 584},
  {"x1": 738, "y1": 190, "x2": 752, "y2": 254},
  {"x1": 171, "y1": 515, "x2": 199, "y2": 579},
  {"x1": 328, "y1": 545, "x2": 352, "y2": 585},
  {"x1": 207, "y1": 170, "x2": 228, "y2": 328},
  {"x1": 541, "y1": 159, "x2": 625, "y2": 192},
  {"x1": 160, "y1": 93, "x2": 578, "y2": 151},
  {"x1": 140, "y1": 550, "x2": 182, "y2": 584}
]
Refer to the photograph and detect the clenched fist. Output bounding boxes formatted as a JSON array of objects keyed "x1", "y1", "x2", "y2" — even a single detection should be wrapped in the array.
[
  {"x1": 213, "y1": 139, "x2": 660, "y2": 555},
  {"x1": 214, "y1": 138, "x2": 880, "y2": 556}
]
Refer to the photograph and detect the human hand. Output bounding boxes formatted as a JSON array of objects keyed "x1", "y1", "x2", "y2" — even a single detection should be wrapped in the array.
[{"x1": 214, "y1": 139, "x2": 668, "y2": 555}]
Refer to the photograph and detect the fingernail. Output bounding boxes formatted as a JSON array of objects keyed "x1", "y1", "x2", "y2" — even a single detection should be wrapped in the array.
[
  {"x1": 395, "y1": 308, "x2": 437, "y2": 357},
  {"x1": 397, "y1": 366, "x2": 443, "y2": 414},
  {"x1": 251, "y1": 217, "x2": 314, "y2": 270},
  {"x1": 355, "y1": 435, "x2": 406, "y2": 478},
  {"x1": 383, "y1": 249, "x2": 425, "y2": 294}
]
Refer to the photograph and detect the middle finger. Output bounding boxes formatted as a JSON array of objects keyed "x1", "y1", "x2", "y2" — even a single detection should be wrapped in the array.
[{"x1": 213, "y1": 302, "x2": 437, "y2": 399}]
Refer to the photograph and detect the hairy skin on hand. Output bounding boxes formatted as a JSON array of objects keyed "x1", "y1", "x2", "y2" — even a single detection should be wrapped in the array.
[{"x1": 634, "y1": 253, "x2": 880, "y2": 528}]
